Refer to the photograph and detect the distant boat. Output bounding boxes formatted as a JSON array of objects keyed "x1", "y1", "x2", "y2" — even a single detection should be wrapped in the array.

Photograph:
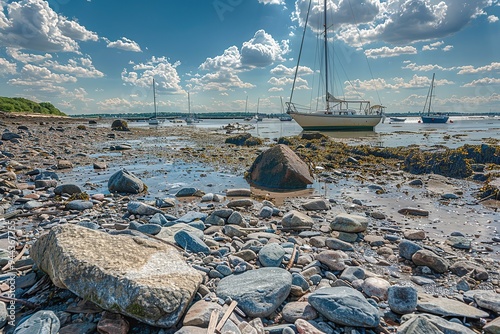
[
  {"x1": 149, "y1": 78, "x2": 159, "y2": 126},
  {"x1": 420, "y1": 73, "x2": 449, "y2": 124},
  {"x1": 389, "y1": 117, "x2": 406, "y2": 123},
  {"x1": 285, "y1": 0, "x2": 383, "y2": 131},
  {"x1": 255, "y1": 98, "x2": 263, "y2": 122},
  {"x1": 279, "y1": 115, "x2": 293, "y2": 121},
  {"x1": 185, "y1": 92, "x2": 199, "y2": 124},
  {"x1": 279, "y1": 96, "x2": 293, "y2": 121}
]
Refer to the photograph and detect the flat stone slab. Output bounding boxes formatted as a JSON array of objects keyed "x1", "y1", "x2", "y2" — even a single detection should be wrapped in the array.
[
  {"x1": 417, "y1": 294, "x2": 489, "y2": 319},
  {"x1": 31, "y1": 224, "x2": 203, "y2": 328},
  {"x1": 216, "y1": 267, "x2": 292, "y2": 318},
  {"x1": 308, "y1": 287, "x2": 379, "y2": 328}
]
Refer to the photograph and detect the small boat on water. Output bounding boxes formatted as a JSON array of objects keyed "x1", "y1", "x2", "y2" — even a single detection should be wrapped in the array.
[
  {"x1": 185, "y1": 92, "x2": 200, "y2": 124},
  {"x1": 420, "y1": 73, "x2": 449, "y2": 124},
  {"x1": 389, "y1": 117, "x2": 406, "y2": 123},
  {"x1": 285, "y1": 0, "x2": 384, "y2": 131},
  {"x1": 148, "y1": 78, "x2": 160, "y2": 126},
  {"x1": 279, "y1": 115, "x2": 293, "y2": 121}
]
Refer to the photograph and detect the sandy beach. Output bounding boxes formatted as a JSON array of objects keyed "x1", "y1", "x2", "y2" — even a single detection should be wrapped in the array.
[{"x1": 1, "y1": 113, "x2": 499, "y2": 334}]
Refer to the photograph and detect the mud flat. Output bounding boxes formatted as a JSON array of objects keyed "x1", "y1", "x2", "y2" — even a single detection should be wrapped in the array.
[{"x1": 0, "y1": 113, "x2": 499, "y2": 334}]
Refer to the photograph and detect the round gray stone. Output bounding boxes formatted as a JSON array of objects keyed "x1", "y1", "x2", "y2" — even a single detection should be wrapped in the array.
[{"x1": 216, "y1": 267, "x2": 292, "y2": 318}]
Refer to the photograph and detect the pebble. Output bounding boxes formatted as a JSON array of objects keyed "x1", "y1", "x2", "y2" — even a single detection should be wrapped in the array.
[{"x1": 1, "y1": 117, "x2": 498, "y2": 334}]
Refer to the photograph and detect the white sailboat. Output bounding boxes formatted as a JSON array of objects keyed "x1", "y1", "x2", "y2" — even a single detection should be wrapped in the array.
[
  {"x1": 185, "y1": 92, "x2": 198, "y2": 124},
  {"x1": 286, "y1": 0, "x2": 383, "y2": 131},
  {"x1": 255, "y1": 98, "x2": 263, "y2": 122},
  {"x1": 148, "y1": 78, "x2": 159, "y2": 126},
  {"x1": 420, "y1": 73, "x2": 449, "y2": 124}
]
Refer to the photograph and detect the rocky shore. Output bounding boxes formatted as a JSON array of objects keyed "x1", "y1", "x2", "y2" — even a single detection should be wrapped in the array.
[{"x1": 0, "y1": 113, "x2": 499, "y2": 334}]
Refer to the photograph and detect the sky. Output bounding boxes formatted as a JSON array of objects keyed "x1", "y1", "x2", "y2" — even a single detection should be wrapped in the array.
[{"x1": 0, "y1": 0, "x2": 499, "y2": 116}]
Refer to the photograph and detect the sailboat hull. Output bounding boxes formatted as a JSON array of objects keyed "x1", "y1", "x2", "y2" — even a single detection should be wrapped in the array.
[
  {"x1": 289, "y1": 112, "x2": 382, "y2": 131},
  {"x1": 421, "y1": 115, "x2": 449, "y2": 123}
]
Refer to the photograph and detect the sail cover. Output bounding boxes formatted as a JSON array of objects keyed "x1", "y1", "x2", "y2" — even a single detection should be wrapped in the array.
[{"x1": 327, "y1": 92, "x2": 344, "y2": 102}]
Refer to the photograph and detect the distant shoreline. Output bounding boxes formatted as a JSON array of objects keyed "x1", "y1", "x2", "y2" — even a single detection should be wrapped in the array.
[{"x1": 67, "y1": 111, "x2": 500, "y2": 120}]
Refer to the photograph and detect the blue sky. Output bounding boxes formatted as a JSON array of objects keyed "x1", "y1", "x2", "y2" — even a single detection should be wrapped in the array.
[{"x1": 0, "y1": 0, "x2": 499, "y2": 115}]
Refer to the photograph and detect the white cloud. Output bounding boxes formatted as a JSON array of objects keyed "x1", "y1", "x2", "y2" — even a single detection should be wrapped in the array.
[
  {"x1": 422, "y1": 41, "x2": 444, "y2": 51},
  {"x1": 0, "y1": 0, "x2": 98, "y2": 52},
  {"x1": 107, "y1": 37, "x2": 142, "y2": 52},
  {"x1": 293, "y1": 0, "x2": 380, "y2": 34},
  {"x1": 6, "y1": 47, "x2": 52, "y2": 63},
  {"x1": 258, "y1": 0, "x2": 285, "y2": 4},
  {"x1": 42, "y1": 57, "x2": 104, "y2": 78},
  {"x1": 241, "y1": 30, "x2": 289, "y2": 68},
  {"x1": 199, "y1": 45, "x2": 242, "y2": 71},
  {"x1": 373, "y1": 1, "x2": 487, "y2": 45},
  {"x1": 442, "y1": 45, "x2": 453, "y2": 51},
  {"x1": 97, "y1": 97, "x2": 133, "y2": 111},
  {"x1": 462, "y1": 77, "x2": 500, "y2": 87},
  {"x1": 188, "y1": 70, "x2": 255, "y2": 92},
  {"x1": 293, "y1": 0, "x2": 492, "y2": 47},
  {"x1": 487, "y1": 15, "x2": 499, "y2": 23},
  {"x1": 0, "y1": 57, "x2": 16, "y2": 76},
  {"x1": 121, "y1": 56, "x2": 185, "y2": 94},
  {"x1": 270, "y1": 64, "x2": 313, "y2": 76},
  {"x1": 346, "y1": 74, "x2": 454, "y2": 94},
  {"x1": 192, "y1": 30, "x2": 288, "y2": 92},
  {"x1": 58, "y1": 16, "x2": 98, "y2": 42},
  {"x1": 457, "y1": 62, "x2": 500, "y2": 74},
  {"x1": 402, "y1": 62, "x2": 455, "y2": 72},
  {"x1": 16, "y1": 64, "x2": 77, "y2": 84},
  {"x1": 365, "y1": 46, "x2": 417, "y2": 58},
  {"x1": 8, "y1": 64, "x2": 76, "y2": 96}
]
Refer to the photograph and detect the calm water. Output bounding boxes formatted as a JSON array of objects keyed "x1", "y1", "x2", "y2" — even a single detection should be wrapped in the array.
[
  {"x1": 124, "y1": 116, "x2": 500, "y2": 148},
  {"x1": 66, "y1": 115, "x2": 500, "y2": 258}
]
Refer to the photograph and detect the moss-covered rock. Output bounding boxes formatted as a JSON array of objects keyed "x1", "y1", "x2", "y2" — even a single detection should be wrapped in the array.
[{"x1": 111, "y1": 119, "x2": 130, "y2": 131}]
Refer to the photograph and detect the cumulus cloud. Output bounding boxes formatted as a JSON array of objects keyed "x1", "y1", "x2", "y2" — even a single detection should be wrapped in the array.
[
  {"x1": 0, "y1": 0, "x2": 98, "y2": 52},
  {"x1": 487, "y1": 15, "x2": 499, "y2": 23},
  {"x1": 0, "y1": 57, "x2": 16, "y2": 76},
  {"x1": 270, "y1": 64, "x2": 313, "y2": 76},
  {"x1": 402, "y1": 62, "x2": 456, "y2": 72},
  {"x1": 199, "y1": 46, "x2": 242, "y2": 72},
  {"x1": 107, "y1": 37, "x2": 142, "y2": 52},
  {"x1": 346, "y1": 74, "x2": 453, "y2": 94},
  {"x1": 122, "y1": 56, "x2": 185, "y2": 94},
  {"x1": 293, "y1": 0, "x2": 379, "y2": 33},
  {"x1": 457, "y1": 62, "x2": 500, "y2": 74},
  {"x1": 241, "y1": 30, "x2": 289, "y2": 68},
  {"x1": 42, "y1": 57, "x2": 104, "y2": 78},
  {"x1": 8, "y1": 64, "x2": 76, "y2": 95},
  {"x1": 462, "y1": 77, "x2": 500, "y2": 87},
  {"x1": 6, "y1": 47, "x2": 52, "y2": 63},
  {"x1": 293, "y1": 0, "x2": 492, "y2": 47},
  {"x1": 97, "y1": 97, "x2": 134, "y2": 111},
  {"x1": 192, "y1": 30, "x2": 288, "y2": 92},
  {"x1": 258, "y1": 0, "x2": 285, "y2": 4},
  {"x1": 187, "y1": 70, "x2": 255, "y2": 92},
  {"x1": 422, "y1": 41, "x2": 444, "y2": 51},
  {"x1": 372, "y1": 0, "x2": 489, "y2": 45},
  {"x1": 365, "y1": 46, "x2": 417, "y2": 58}
]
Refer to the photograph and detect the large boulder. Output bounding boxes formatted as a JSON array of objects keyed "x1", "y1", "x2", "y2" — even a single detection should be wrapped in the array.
[
  {"x1": 31, "y1": 224, "x2": 203, "y2": 328},
  {"x1": 111, "y1": 119, "x2": 130, "y2": 131},
  {"x1": 246, "y1": 144, "x2": 313, "y2": 189},
  {"x1": 108, "y1": 169, "x2": 145, "y2": 194}
]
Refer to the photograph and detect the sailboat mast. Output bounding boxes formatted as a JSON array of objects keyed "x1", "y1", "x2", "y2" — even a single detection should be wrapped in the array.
[
  {"x1": 153, "y1": 78, "x2": 157, "y2": 118},
  {"x1": 324, "y1": 0, "x2": 330, "y2": 112},
  {"x1": 188, "y1": 92, "x2": 191, "y2": 116},
  {"x1": 428, "y1": 73, "x2": 435, "y2": 114}
]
